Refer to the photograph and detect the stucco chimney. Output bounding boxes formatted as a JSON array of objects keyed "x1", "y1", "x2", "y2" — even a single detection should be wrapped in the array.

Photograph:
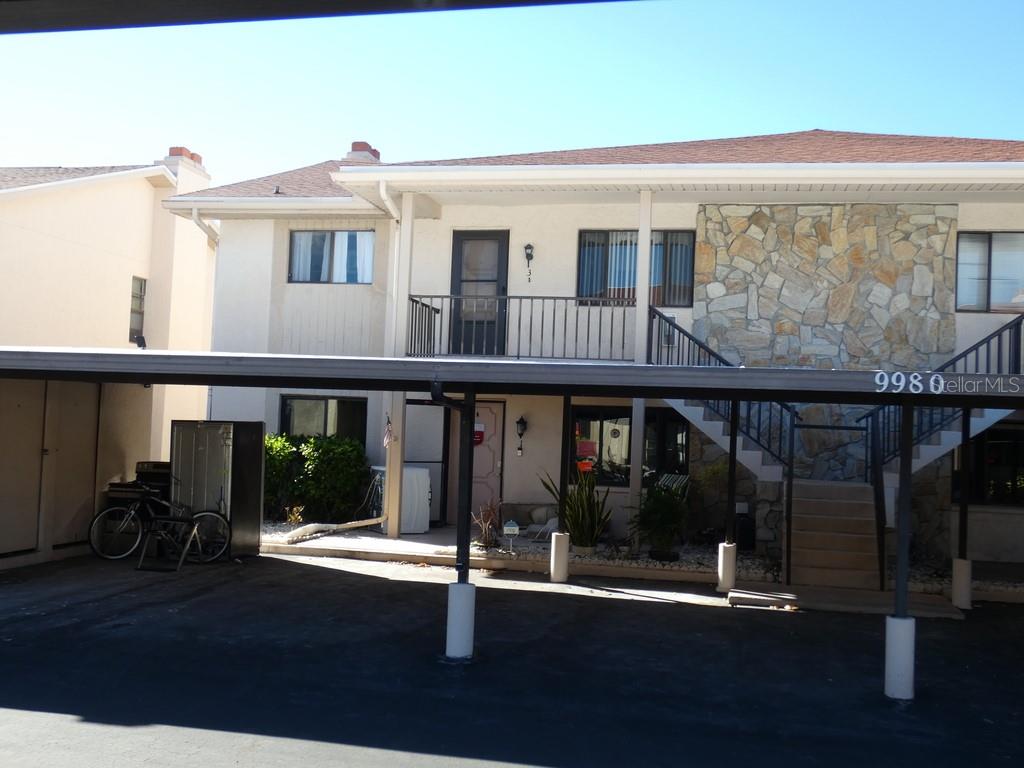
[{"x1": 346, "y1": 141, "x2": 380, "y2": 162}]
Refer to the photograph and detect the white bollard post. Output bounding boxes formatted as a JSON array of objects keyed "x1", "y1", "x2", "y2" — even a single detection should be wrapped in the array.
[
  {"x1": 884, "y1": 615, "x2": 916, "y2": 700},
  {"x1": 717, "y1": 542, "x2": 737, "y2": 593},
  {"x1": 952, "y1": 558, "x2": 972, "y2": 610},
  {"x1": 550, "y1": 532, "x2": 569, "y2": 583},
  {"x1": 445, "y1": 582, "x2": 476, "y2": 660}
]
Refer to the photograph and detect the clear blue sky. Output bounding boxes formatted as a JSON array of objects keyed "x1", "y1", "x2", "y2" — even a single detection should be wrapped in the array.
[{"x1": 2, "y1": 0, "x2": 1023, "y2": 186}]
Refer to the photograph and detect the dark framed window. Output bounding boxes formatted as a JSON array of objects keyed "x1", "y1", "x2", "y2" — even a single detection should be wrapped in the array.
[
  {"x1": 956, "y1": 232, "x2": 1024, "y2": 312},
  {"x1": 577, "y1": 230, "x2": 694, "y2": 306},
  {"x1": 280, "y1": 396, "x2": 367, "y2": 443},
  {"x1": 571, "y1": 405, "x2": 688, "y2": 487},
  {"x1": 129, "y1": 276, "x2": 146, "y2": 343},
  {"x1": 954, "y1": 422, "x2": 1024, "y2": 506},
  {"x1": 288, "y1": 230, "x2": 374, "y2": 284}
]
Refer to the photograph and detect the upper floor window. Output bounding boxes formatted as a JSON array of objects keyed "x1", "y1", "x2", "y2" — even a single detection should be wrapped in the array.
[
  {"x1": 577, "y1": 230, "x2": 694, "y2": 307},
  {"x1": 956, "y1": 232, "x2": 1024, "y2": 312},
  {"x1": 129, "y1": 276, "x2": 146, "y2": 344},
  {"x1": 289, "y1": 230, "x2": 374, "y2": 284}
]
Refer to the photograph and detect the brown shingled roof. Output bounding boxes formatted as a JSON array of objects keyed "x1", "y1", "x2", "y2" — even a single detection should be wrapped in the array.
[
  {"x1": 176, "y1": 130, "x2": 1024, "y2": 201},
  {"x1": 176, "y1": 159, "x2": 374, "y2": 199},
  {"x1": 0, "y1": 165, "x2": 149, "y2": 191},
  {"x1": 398, "y1": 130, "x2": 1024, "y2": 166}
]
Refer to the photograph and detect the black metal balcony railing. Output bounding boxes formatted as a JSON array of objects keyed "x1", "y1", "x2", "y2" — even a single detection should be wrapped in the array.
[{"x1": 407, "y1": 295, "x2": 636, "y2": 361}]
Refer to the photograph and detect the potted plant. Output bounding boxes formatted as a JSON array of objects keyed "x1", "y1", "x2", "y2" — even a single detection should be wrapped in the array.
[
  {"x1": 540, "y1": 469, "x2": 611, "y2": 555},
  {"x1": 631, "y1": 478, "x2": 689, "y2": 562}
]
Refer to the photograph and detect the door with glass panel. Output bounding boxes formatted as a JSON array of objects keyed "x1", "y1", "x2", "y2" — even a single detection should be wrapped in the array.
[{"x1": 450, "y1": 231, "x2": 509, "y2": 355}]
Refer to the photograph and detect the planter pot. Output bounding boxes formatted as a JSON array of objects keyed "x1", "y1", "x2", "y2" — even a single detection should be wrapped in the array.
[
  {"x1": 649, "y1": 549, "x2": 680, "y2": 563},
  {"x1": 572, "y1": 545, "x2": 596, "y2": 556}
]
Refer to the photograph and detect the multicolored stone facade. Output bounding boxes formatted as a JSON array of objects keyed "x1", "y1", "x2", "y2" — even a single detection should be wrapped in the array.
[{"x1": 693, "y1": 203, "x2": 958, "y2": 370}]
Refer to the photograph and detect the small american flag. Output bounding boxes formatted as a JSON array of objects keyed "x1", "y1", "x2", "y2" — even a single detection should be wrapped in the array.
[{"x1": 383, "y1": 416, "x2": 394, "y2": 448}]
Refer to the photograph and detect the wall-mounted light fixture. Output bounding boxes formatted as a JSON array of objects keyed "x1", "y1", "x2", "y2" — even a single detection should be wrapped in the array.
[
  {"x1": 515, "y1": 415, "x2": 528, "y2": 456},
  {"x1": 523, "y1": 243, "x2": 534, "y2": 264}
]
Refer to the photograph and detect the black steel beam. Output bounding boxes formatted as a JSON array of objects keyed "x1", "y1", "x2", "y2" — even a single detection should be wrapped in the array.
[
  {"x1": 455, "y1": 387, "x2": 476, "y2": 584},
  {"x1": 0, "y1": 1, "x2": 613, "y2": 34},
  {"x1": 958, "y1": 408, "x2": 971, "y2": 561},
  {"x1": 1, "y1": 348, "x2": 1024, "y2": 409},
  {"x1": 725, "y1": 400, "x2": 739, "y2": 545}
]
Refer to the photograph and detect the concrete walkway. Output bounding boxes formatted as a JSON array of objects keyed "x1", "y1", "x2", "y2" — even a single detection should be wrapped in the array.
[{"x1": 0, "y1": 554, "x2": 1021, "y2": 766}]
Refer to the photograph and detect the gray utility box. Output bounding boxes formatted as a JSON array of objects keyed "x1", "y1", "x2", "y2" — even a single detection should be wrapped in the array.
[{"x1": 170, "y1": 421, "x2": 265, "y2": 558}]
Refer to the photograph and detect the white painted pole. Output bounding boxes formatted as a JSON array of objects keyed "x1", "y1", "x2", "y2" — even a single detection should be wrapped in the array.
[
  {"x1": 445, "y1": 582, "x2": 476, "y2": 660},
  {"x1": 952, "y1": 558, "x2": 972, "y2": 610},
  {"x1": 717, "y1": 542, "x2": 737, "y2": 593},
  {"x1": 884, "y1": 615, "x2": 916, "y2": 700},
  {"x1": 550, "y1": 531, "x2": 569, "y2": 583},
  {"x1": 633, "y1": 189, "x2": 653, "y2": 363}
]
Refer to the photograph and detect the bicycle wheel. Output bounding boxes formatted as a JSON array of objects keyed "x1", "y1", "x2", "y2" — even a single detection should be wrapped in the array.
[
  {"x1": 89, "y1": 506, "x2": 143, "y2": 560},
  {"x1": 190, "y1": 511, "x2": 231, "y2": 563}
]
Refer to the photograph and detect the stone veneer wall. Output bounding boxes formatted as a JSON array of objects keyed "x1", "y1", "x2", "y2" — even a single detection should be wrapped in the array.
[
  {"x1": 693, "y1": 203, "x2": 958, "y2": 370},
  {"x1": 691, "y1": 204, "x2": 956, "y2": 560}
]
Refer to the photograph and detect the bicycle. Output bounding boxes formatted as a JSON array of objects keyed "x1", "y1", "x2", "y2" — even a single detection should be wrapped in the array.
[{"x1": 89, "y1": 483, "x2": 231, "y2": 565}]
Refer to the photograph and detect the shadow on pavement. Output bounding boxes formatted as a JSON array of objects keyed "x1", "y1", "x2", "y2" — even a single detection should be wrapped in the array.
[{"x1": 0, "y1": 555, "x2": 1020, "y2": 766}]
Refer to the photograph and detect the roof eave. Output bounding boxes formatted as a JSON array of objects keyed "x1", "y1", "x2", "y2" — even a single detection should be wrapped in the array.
[
  {"x1": 0, "y1": 165, "x2": 176, "y2": 198},
  {"x1": 163, "y1": 196, "x2": 384, "y2": 218},
  {"x1": 332, "y1": 161, "x2": 1024, "y2": 188}
]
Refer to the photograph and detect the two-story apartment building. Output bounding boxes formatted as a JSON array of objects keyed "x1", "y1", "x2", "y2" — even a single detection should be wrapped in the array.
[
  {"x1": 0, "y1": 148, "x2": 215, "y2": 568},
  {"x1": 168, "y1": 131, "x2": 1024, "y2": 589}
]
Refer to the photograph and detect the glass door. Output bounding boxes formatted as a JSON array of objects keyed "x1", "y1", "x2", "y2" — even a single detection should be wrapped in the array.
[{"x1": 450, "y1": 231, "x2": 509, "y2": 355}]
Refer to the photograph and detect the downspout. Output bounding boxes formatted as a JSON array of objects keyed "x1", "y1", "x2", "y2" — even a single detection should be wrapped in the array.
[
  {"x1": 378, "y1": 180, "x2": 401, "y2": 220},
  {"x1": 191, "y1": 207, "x2": 220, "y2": 244}
]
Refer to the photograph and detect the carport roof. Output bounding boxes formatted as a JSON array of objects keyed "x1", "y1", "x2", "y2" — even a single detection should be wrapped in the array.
[{"x1": 0, "y1": 346, "x2": 1020, "y2": 409}]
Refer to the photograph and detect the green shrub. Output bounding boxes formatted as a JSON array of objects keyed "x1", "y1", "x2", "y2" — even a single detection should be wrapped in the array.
[
  {"x1": 295, "y1": 436, "x2": 371, "y2": 523},
  {"x1": 264, "y1": 434, "x2": 302, "y2": 522},
  {"x1": 631, "y1": 479, "x2": 689, "y2": 553},
  {"x1": 263, "y1": 434, "x2": 371, "y2": 524}
]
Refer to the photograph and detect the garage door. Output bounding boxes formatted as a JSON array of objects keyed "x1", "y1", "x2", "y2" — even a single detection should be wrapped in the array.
[{"x1": 0, "y1": 380, "x2": 45, "y2": 555}]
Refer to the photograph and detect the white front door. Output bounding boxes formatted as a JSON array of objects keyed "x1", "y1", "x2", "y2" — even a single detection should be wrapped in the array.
[{"x1": 471, "y1": 402, "x2": 504, "y2": 515}]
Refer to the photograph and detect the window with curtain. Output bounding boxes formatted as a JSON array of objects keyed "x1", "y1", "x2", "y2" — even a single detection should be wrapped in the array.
[
  {"x1": 577, "y1": 230, "x2": 694, "y2": 306},
  {"x1": 280, "y1": 396, "x2": 368, "y2": 443},
  {"x1": 289, "y1": 230, "x2": 374, "y2": 284},
  {"x1": 956, "y1": 232, "x2": 1024, "y2": 312}
]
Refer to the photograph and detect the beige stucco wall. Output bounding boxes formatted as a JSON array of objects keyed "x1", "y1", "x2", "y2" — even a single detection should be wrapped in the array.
[
  {"x1": 0, "y1": 160, "x2": 214, "y2": 568},
  {"x1": 410, "y1": 202, "x2": 698, "y2": 296}
]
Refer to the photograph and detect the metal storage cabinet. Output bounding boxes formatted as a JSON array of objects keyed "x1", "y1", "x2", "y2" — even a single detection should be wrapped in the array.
[{"x1": 170, "y1": 421, "x2": 264, "y2": 557}]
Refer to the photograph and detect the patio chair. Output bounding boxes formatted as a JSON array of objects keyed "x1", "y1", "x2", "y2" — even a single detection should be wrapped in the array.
[{"x1": 527, "y1": 517, "x2": 559, "y2": 542}]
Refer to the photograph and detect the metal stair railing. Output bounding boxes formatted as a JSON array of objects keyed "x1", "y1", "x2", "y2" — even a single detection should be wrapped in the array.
[
  {"x1": 856, "y1": 313, "x2": 1024, "y2": 591},
  {"x1": 648, "y1": 307, "x2": 797, "y2": 465},
  {"x1": 858, "y1": 313, "x2": 1024, "y2": 471},
  {"x1": 648, "y1": 307, "x2": 801, "y2": 584}
]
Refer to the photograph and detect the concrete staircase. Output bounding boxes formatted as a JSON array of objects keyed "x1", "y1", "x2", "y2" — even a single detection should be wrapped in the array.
[
  {"x1": 665, "y1": 398, "x2": 784, "y2": 482},
  {"x1": 789, "y1": 480, "x2": 879, "y2": 590}
]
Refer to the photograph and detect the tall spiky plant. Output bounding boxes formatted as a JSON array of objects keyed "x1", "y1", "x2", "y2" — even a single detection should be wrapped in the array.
[{"x1": 540, "y1": 469, "x2": 611, "y2": 548}]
